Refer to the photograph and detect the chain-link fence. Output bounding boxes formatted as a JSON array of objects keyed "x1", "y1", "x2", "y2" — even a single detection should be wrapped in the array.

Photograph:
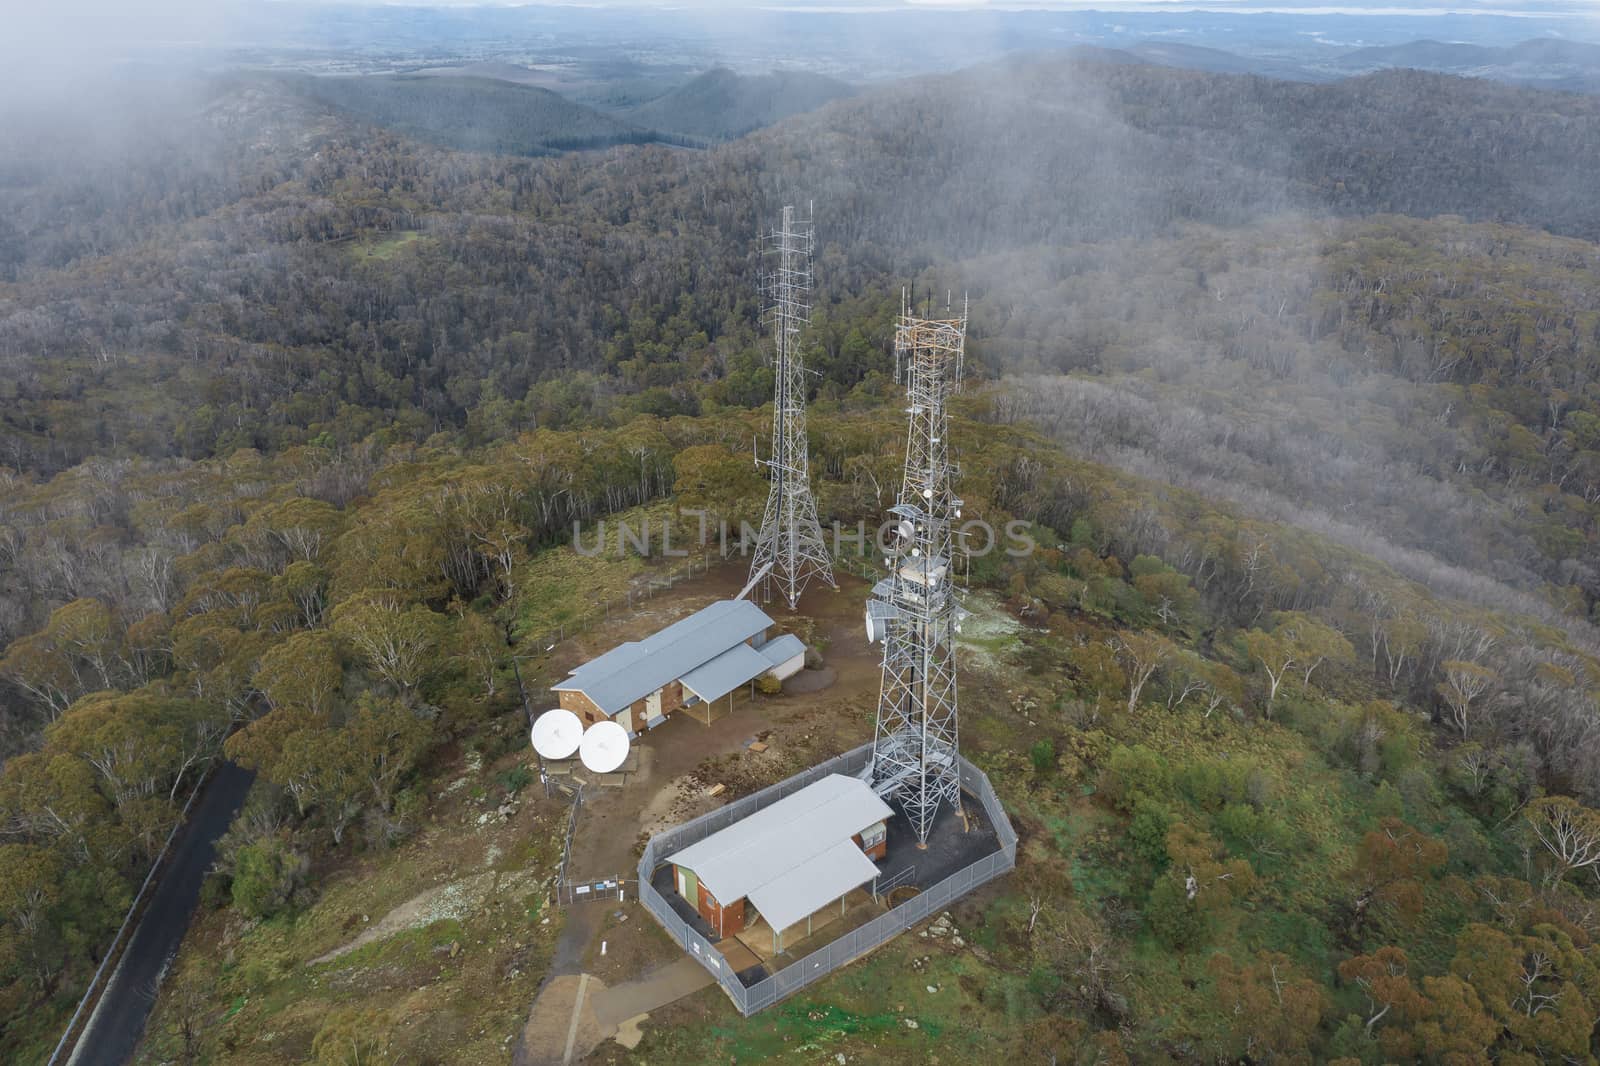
[
  {"x1": 557, "y1": 876, "x2": 633, "y2": 905},
  {"x1": 636, "y1": 743, "x2": 1017, "y2": 1016}
]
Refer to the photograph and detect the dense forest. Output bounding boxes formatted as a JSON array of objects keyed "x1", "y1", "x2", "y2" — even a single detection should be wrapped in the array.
[
  {"x1": 285, "y1": 74, "x2": 671, "y2": 156},
  {"x1": 620, "y1": 68, "x2": 856, "y2": 142},
  {"x1": 5, "y1": 50, "x2": 1600, "y2": 1064}
]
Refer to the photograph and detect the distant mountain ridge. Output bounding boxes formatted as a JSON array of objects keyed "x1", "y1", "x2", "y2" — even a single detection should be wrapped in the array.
[
  {"x1": 263, "y1": 40, "x2": 1600, "y2": 167},
  {"x1": 1121, "y1": 42, "x2": 1332, "y2": 83},
  {"x1": 285, "y1": 73, "x2": 658, "y2": 156},
  {"x1": 620, "y1": 68, "x2": 855, "y2": 143},
  {"x1": 702, "y1": 53, "x2": 1600, "y2": 256},
  {"x1": 1029, "y1": 37, "x2": 1600, "y2": 95},
  {"x1": 1336, "y1": 37, "x2": 1600, "y2": 71},
  {"x1": 1330, "y1": 37, "x2": 1600, "y2": 93},
  {"x1": 1334, "y1": 39, "x2": 1497, "y2": 69},
  {"x1": 270, "y1": 67, "x2": 855, "y2": 157}
]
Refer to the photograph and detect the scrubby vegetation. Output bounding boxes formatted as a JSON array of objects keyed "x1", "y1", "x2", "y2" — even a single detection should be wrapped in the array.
[
  {"x1": 6, "y1": 389, "x2": 1600, "y2": 1062},
  {"x1": 4, "y1": 49, "x2": 1600, "y2": 1065}
]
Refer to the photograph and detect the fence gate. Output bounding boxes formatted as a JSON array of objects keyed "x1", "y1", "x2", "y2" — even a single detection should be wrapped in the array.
[{"x1": 557, "y1": 877, "x2": 631, "y2": 905}]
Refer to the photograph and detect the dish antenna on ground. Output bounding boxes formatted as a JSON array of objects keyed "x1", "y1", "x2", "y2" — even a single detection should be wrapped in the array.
[
  {"x1": 579, "y1": 720, "x2": 631, "y2": 774},
  {"x1": 531, "y1": 708, "x2": 584, "y2": 760}
]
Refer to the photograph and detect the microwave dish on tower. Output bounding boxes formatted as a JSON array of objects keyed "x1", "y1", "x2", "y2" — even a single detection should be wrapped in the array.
[
  {"x1": 531, "y1": 708, "x2": 584, "y2": 760},
  {"x1": 865, "y1": 291, "x2": 970, "y2": 847},
  {"x1": 579, "y1": 720, "x2": 631, "y2": 774}
]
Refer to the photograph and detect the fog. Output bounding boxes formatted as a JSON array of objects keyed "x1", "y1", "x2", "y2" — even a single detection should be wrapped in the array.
[
  {"x1": 0, "y1": 0, "x2": 1597, "y2": 747},
  {"x1": 6, "y1": 6, "x2": 1600, "y2": 1058},
  {"x1": 2, "y1": 1, "x2": 232, "y2": 92}
]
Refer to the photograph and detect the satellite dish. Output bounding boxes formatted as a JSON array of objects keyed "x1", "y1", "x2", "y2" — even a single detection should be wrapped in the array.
[
  {"x1": 579, "y1": 720, "x2": 631, "y2": 774},
  {"x1": 895, "y1": 518, "x2": 915, "y2": 541},
  {"x1": 531, "y1": 709, "x2": 583, "y2": 760},
  {"x1": 865, "y1": 607, "x2": 883, "y2": 645}
]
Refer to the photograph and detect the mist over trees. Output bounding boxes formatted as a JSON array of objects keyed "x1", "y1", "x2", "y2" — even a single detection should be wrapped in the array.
[{"x1": 5, "y1": 48, "x2": 1600, "y2": 1064}]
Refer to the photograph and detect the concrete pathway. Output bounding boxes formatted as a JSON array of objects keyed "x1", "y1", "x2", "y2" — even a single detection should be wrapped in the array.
[
  {"x1": 513, "y1": 957, "x2": 714, "y2": 1065},
  {"x1": 515, "y1": 973, "x2": 609, "y2": 1066},
  {"x1": 561, "y1": 974, "x2": 592, "y2": 1065},
  {"x1": 588, "y1": 956, "x2": 713, "y2": 1027}
]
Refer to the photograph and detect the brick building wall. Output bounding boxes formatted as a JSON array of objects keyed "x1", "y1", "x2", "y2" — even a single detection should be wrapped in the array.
[
  {"x1": 696, "y1": 880, "x2": 747, "y2": 937},
  {"x1": 558, "y1": 689, "x2": 605, "y2": 726}
]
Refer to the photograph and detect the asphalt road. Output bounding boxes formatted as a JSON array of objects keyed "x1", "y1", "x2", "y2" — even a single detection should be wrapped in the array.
[{"x1": 67, "y1": 760, "x2": 255, "y2": 1066}]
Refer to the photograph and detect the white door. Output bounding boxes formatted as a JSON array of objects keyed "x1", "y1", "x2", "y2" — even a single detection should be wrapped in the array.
[{"x1": 647, "y1": 689, "x2": 663, "y2": 719}]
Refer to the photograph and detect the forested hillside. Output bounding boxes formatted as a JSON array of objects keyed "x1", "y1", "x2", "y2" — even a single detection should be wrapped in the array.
[
  {"x1": 1333, "y1": 38, "x2": 1600, "y2": 93},
  {"x1": 6, "y1": 50, "x2": 1600, "y2": 1065},
  {"x1": 284, "y1": 74, "x2": 666, "y2": 156},
  {"x1": 975, "y1": 217, "x2": 1600, "y2": 620},
  {"x1": 620, "y1": 68, "x2": 855, "y2": 142},
  {"x1": 5, "y1": 58, "x2": 1600, "y2": 626},
  {"x1": 7, "y1": 381, "x2": 1600, "y2": 1062}
]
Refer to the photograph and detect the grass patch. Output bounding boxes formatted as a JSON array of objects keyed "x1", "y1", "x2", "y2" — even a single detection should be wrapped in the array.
[
  {"x1": 349, "y1": 229, "x2": 427, "y2": 260},
  {"x1": 510, "y1": 533, "x2": 652, "y2": 642},
  {"x1": 318, "y1": 916, "x2": 464, "y2": 974}
]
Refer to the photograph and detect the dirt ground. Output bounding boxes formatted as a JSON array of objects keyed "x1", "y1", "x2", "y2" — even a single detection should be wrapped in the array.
[
  {"x1": 557, "y1": 563, "x2": 887, "y2": 891},
  {"x1": 131, "y1": 555, "x2": 1017, "y2": 1066},
  {"x1": 515, "y1": 973, "x2": 609, "y2": 1066},
  {"x1": 511, "y1": 562, "x2": 894, "y2": 1063},
  {"x1": 514, "y1": 559, "x2": 1021, "y2": 1064},
  {"x1": 133, "y1": 733, "x2": 574, "y2": 1065}
]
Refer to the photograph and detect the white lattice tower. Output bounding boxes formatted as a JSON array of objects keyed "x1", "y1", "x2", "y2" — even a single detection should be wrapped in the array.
[
  {"x1": 750, "y1": 204, "x2": 835, "y2": 609},
  {"x1": 866, "y1": 293, "x2": 968, "y2": 846}
]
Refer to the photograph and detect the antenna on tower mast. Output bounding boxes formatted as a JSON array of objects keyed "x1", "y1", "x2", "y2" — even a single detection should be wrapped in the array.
[
  {"x1": 749, "y1": 204, "x2": 835, "y2": 610},
  {"x1": 863, "y1": 301, "x2": 969, "y2": 846}
]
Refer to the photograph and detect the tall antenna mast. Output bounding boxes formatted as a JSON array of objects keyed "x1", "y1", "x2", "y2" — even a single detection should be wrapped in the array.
[
  {"x1": 750, "y1": 204, "x2": 835, "y2": 610},
  {"x1": 864, "y1": 302, "x2": 969, "y2": 846}
]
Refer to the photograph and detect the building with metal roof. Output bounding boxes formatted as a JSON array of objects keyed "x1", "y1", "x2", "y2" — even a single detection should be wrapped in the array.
[
  {"x1": 667, "y1": 774, "x2": 892, "y2": 948},
  {"x1": 552, "y1": 599, "x2": 805, "y2": 734}
]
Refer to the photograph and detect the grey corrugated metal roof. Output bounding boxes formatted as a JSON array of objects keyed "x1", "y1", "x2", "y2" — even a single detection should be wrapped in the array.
[
  {"x1": 552, "y1": 599, "x2": 774, "y2": 715},
  {"x1": 680, "y1": 643, "x2": 773, "y2": 704},
  {"x1": 668, "y1": 775, "x2": 892, "y2": 931},
  {"x1": 759, "y1": 633, "x2": 806, "y2": 667},
  {"x1": 748, "y1": 841, "x2": 878, "y2": 934}
]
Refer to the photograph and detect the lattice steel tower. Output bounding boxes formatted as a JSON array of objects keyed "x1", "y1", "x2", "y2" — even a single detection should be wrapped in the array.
[
  {"x1": 865, "y1": 293, "x2": 968, "y2": 847},
  {"x1": 750, "y1": 204, "x2": 835, "y2": 609}
]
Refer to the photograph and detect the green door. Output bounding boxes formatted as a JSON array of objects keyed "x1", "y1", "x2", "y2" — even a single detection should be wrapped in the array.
[{"x1": 677, "y1": 866, "x2": 698, "y2": 901}]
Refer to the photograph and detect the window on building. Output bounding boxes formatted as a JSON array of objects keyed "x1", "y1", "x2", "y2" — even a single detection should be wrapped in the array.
[{"x1": 861, "y1": 823, "x2": 886, "y2": 850}]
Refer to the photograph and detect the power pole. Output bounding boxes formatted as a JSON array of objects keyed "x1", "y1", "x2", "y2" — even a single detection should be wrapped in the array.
[
  {"x1": 866, "y1": 291, "x2": 968, "y2": 847},
  {"x1": 750, "y1": 203, "x2": 834, "y2": 610}
]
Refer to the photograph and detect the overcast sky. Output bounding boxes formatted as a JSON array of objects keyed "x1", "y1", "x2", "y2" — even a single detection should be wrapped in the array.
[
  {"x1": 279, "y1": 0, "x2": 1596, "y2": 8},
  {"x1": 11, "y1": 0, "x2": 1599, "y2": 11},
  {"x1": 2, "y1": 0, "x2": 1593, "y2": 78}
]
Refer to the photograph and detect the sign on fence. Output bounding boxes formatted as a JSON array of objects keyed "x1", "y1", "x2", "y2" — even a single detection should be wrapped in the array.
[{"x1": 558, "y1": 877, "x2": 630, "y2": 905}]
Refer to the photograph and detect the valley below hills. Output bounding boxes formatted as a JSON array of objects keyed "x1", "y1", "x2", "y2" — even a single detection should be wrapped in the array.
[{"x1": 5, "y1": 32, "x2": 1600, "y2": 1066}]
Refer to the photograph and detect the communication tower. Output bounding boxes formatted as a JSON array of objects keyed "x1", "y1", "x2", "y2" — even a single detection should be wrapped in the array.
[
  {"x1": 750, "y1": 204, "x2": 835, "y2": 609},
  {"x1": 865, "y1": 293, "x2": 968, "y2": 847}
]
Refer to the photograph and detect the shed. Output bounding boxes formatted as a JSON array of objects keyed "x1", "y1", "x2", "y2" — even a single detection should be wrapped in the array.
[
  {"x1": 554, "y1": 599, "x2": 802, "y2": 734},
  {"x1": 667, "y1": 774, "x2": 892, "y2": 947},
  {"x1": 758, "y1": 633, "x2": 807, "y2": 682}
]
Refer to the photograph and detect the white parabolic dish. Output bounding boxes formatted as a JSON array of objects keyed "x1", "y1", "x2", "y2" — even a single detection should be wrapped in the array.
[
  {"x1": 531, "y1": 708, "x2": 584, "y2": 760},
  {"x1": 579, "y1": 720, "x2": 631, "y2": 773}
]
